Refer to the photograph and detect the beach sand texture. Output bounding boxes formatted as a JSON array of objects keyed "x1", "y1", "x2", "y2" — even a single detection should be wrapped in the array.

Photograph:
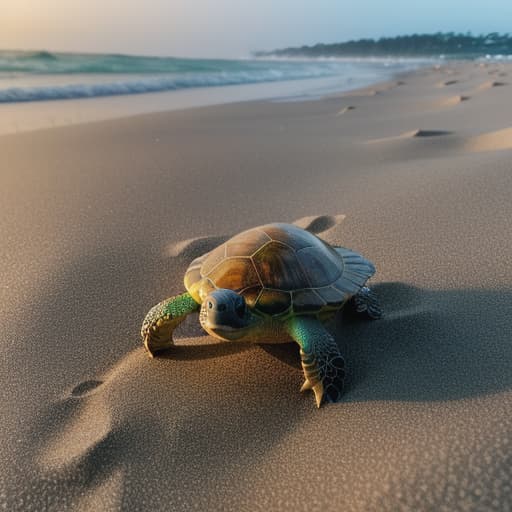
[{"x1": 1, "y1": 62, "x2": 512, "y2": 511}]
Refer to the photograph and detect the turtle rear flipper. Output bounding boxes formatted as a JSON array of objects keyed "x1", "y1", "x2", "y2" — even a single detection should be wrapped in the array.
[
  {"x1": 287, "y1": 316, "x2": 345, "y2": 407},
  {"x1": 351, "y1": 286, "x2": 382, "y2": 319}
]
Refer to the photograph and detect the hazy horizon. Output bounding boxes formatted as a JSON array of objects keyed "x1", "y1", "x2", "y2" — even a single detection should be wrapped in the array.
[{"x1": 2, "y1": 0, "x2": 512, "y2": 59}]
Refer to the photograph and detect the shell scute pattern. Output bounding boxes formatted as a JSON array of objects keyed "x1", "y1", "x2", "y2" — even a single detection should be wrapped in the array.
[
  {"x1": 207, "y1": 257, "x2": 259, "y2": 291},
  {"x1": 184, "y1": 267, "x2": 201, "y2": 292},
  {"x1": 259, "y1": 223, "x2": 316, "y2": 250},
  {"x1": 185, "y1": 223, "x2": 375, "y2": 316},
  {"x1": 316, "y1": 286, "x2": 347, "y2": 306},
  {"x1": 291, "y1": 289, "x2": 325, "y2": 313},
  {"x1": 256, "y1": 289, "x2": 291, "y2": 315},
  {"x1": 225, "y1": 229, "x2": 271, "y2": 257},
  {"x1": 239, "y1": 286, "x2": 262, "y2": 307},
  {"x1": 295, "y1": 246, "x2": 342, "y2": 287},
  {"x1": 199, "y1": 244, "x2": 226, "y2": 275},
  {"x1": 252, "y1": 241, "x2": 310, "y2": 291}
]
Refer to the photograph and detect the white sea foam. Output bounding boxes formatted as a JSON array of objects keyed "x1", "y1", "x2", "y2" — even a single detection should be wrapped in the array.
[{"x1": 0, "y1": 51, "x2": 434, "y2": 103}]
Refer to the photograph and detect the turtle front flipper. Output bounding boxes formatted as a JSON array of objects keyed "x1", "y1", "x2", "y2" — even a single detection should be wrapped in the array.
[
  {"x1": 141, "y1": 292, "x2": 199, "y2": 357},
  {"x1": 286, "y1": 316, "x2": 345, "y2": 408},
  {"x1": 351, "y1": 286, "x2": 382, "y2": 319}
]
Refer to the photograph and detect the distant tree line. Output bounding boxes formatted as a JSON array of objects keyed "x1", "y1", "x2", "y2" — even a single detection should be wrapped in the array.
[{"x1": 254, "y1": 33, "x2": 512, "y2": 58}]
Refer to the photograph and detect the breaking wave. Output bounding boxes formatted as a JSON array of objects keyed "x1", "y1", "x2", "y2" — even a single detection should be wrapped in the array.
[{"x1": 0, "y1": 50, "x2": 432, "y2": 103}]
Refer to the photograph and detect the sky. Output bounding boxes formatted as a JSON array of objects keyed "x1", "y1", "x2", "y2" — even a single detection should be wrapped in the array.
[{"x1": 2, "y1": 0, "x2": 512, "y2": 58}]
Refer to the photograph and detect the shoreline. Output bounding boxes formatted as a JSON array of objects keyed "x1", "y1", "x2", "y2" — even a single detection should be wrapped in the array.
[{"x1": 0, "y1": 65, "x2": 426, "y2": 136}]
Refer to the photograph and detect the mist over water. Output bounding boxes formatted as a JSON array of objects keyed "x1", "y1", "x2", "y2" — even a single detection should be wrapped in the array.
[{"x1": 0, "y1": 50, "x2": 435, "y2": 103}]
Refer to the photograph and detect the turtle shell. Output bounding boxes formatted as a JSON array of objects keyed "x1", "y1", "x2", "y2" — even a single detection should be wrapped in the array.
[{"x1": 184, "y1": 223, "x2": 375, "y2": 317}]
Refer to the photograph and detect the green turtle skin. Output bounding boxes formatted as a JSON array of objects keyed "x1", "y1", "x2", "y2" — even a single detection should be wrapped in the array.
[{"x1": 141, "y1": 223, "x2": 381, "y2": 407}]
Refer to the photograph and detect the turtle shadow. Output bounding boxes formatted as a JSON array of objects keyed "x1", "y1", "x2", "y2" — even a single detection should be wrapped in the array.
[
  {"x1": 181, "y1": 281, "x2": 512, "y2": 404},
  {"x1": 259, "y1": 342, "x2": 301, "y2": 369},
  {"x1": 17, "y1": 235, "x2": 512, "y2": 410},
  {"x1": 157, "y1": 340, "x2": 251, "y2": 361},
  {"x1": 338, "y1": 282, "x2": 512, "y2": 402}
]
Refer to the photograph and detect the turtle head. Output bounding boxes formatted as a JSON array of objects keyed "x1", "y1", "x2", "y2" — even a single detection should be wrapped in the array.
[{"x1": 200, "y1": 289, "x2": 259, "y2": 341}]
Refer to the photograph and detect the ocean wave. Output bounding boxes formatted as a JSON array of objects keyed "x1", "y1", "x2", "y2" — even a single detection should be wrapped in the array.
[
  {"x1": 0, "y1": 50, "x2": 431, "y2": 103},
  {"x1": 24, "y1": 50, "x2": 58, "y2": 61},
  {"x1": 1, "y1": 50, "x2": 341, "y2": 75},
  {"x1": 0, "y1": 49, "x2": 432, "y2": 75},
  {"x1": 0, "y1": 70, "x2": 339, "y2": 102}
]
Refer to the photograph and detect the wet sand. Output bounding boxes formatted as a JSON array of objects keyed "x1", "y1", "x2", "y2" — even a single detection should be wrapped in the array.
[{"x1": 1, "y1": 61, "x2": 512, "y2": 511}]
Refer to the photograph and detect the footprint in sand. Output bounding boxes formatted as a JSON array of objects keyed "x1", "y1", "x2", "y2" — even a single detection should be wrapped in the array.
[
  {"x1": 71, "y1": 379, "x2": 104, "y2": 397},
  {"x1": 32, "y1": 376, "x2": 114, "y2": 476},
  {"x1": 410, "y1": 130, "x2": 453, "y2": 137},
  {"x1": 293, "y1": 214, "x2": 346, "y2": 234},
  {"x1": 367, "y1": 129, "x2": 453, "y2": 144},
  {"x1": 476, "y1": 80, "x2": 507, "y2": 92},
  {"x1": 439, "y1": 79, "x2": 459, "y2": 87},
  {"x1": 437, "y1": 95, "x2": 470, "y2": 108},
  {"x1": 336, "y1": 106, "x2": 355, "y2": 116}
]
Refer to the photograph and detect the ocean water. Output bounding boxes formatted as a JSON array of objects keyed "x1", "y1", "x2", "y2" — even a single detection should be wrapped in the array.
[{"x1": 0, "y1": 50, "x2": 435, "y2": 103}]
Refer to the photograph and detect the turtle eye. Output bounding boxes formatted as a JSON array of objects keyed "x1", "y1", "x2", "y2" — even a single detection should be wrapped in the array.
[{"x1": 208, "y1": 301, "x2": 213, "y2": 309}]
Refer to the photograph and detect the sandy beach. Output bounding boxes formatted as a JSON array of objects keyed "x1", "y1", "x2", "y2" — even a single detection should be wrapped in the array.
[{"x1": 1, "y1": 61, "x2": 512, "y2": 511}]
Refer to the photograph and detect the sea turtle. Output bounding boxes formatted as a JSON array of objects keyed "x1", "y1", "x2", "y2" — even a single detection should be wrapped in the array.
[{"x1": 141, "y1": 223, "x2": 381, "y2": 407}]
